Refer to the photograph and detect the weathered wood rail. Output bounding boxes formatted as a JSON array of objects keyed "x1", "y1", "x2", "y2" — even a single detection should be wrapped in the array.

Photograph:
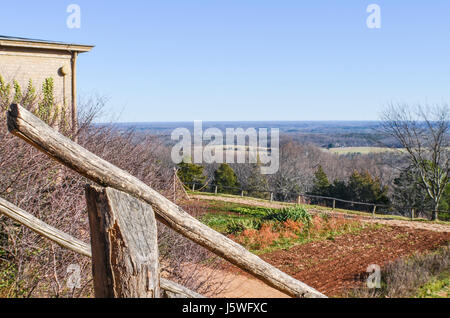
[
  {"x1": 5, "y1": 104, "x2": 326, "y2": 298},
  {"x1": 0, "y1": 195, "x2": 202, "y2": 298}
]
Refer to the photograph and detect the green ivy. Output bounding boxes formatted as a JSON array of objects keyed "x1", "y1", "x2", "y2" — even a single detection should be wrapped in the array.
[
  {"x1": 0, "y1": 74, "x2": 12, "y2": 111},
  {"x1": 38, "y1": 77, "x2": 55, "y2": 122}
]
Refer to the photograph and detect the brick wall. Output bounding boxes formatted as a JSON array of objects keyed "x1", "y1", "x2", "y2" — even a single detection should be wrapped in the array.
[{"x1": 0, "y1": 46, "x2": 72, "y2": 122}]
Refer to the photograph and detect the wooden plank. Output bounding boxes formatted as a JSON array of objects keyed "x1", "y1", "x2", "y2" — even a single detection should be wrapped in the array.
[
  {"x1": 0, "y1": 195, "x2": 201, "y2": 298},
  {"x1": 0, "y1": 196, "x2": 91, "y2": 257},
  {"x1": 85, "y1": 185, "x2": 160, "y2": 298},
  {"x1": 7, "y1": 104, "x2": 326, "y2": 298}
]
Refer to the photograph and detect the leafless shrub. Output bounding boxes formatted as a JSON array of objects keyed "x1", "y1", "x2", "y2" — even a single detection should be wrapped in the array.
[
  {"x1": 0, "y1": 91, "x2": 228, "y2": 297},
  {"x1": 351, "y1": 244, "x2": 450, "y2": 298}
]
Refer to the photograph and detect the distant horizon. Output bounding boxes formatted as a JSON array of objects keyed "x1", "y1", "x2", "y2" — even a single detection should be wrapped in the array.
[{"x1": 98, "y1": 119, "x2": 383, "y2": 125}]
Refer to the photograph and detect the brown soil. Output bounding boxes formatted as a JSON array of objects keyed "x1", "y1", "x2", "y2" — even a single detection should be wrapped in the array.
[
  {"x1": 259, "y1": 226, "x2": 449, "y2": 297},
  {"x1": 187, "y1": 195, "x2": 450, "y2": 298}
]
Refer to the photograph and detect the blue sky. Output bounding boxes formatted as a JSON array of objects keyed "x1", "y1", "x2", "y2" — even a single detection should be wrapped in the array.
[{"x1": 1, "y1": 1, "x2": 450, "y2": 122}]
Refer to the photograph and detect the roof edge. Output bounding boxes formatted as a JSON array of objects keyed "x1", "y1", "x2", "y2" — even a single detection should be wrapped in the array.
[{"x1": 0, "y1": 37, "x2": 94, "y2": 53}]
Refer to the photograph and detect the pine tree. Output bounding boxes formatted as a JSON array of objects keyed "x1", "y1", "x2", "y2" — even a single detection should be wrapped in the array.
[
  {"x1": 347, "y1": 170, "x2": 389, "y2": 205},
  {"x1": 311, "y1": 165, "x2": 330, "y2": 196},
  {"x1": 213, "y1": 163, "x2": 240, "y2": 194},
  {"x1": 177, "y1": 162, "x2": 206, "y2": 189}
]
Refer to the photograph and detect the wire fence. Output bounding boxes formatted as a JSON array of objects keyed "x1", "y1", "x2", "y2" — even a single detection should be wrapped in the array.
[{"x1": 181, "y1": 180, "x2": 450, "y2": 221}]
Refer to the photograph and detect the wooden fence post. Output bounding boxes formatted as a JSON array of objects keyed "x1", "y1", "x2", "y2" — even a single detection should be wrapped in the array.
[
  {"x1": 372, "y1": 205, "x2": 377, "y2": 218},
  {"x1": 270, "y1": 193, "x2": 274, "y2": 202},
  {"x1": 85, "y1": 185, "x2": 160, "y2": 298},
  {"x1": 215, "y1": 186, "x2": 218, "y2": 195},
  {"x1": 192, "y1": 184, "x2": 195, "y2": 191},
  {"x1": 332, "y1": 200, "x2": 336, "y2": 210},
  {"x1": 411, "y1": 208, "x2": 415, "y2": 220},
  {"x1": 241, "y1": 190, "x2": 244, "y2": 197},
  {"x1": 297, "y1": 195, "x2": 301, "y2": 205}
]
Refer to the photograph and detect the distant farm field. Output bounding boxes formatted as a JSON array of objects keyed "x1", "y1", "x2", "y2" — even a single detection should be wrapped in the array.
[{"x1": 326, "y1": 147, "x2": 403, "y2": 155}]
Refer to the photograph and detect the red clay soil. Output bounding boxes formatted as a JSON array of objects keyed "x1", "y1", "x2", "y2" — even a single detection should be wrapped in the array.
[{"x1": 259, "y1": 226, "x2": 449, "y2": 297}]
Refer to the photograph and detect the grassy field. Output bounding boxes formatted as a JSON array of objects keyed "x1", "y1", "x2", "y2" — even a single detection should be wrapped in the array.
[{"x1": 325, "y1": 147, "x2": 402, "y2": 155}]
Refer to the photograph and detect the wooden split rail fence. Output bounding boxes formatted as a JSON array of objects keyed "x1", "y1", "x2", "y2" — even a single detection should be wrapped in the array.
[{"x1": 0, "y1": 104, "x2": 326, "y2": 298}]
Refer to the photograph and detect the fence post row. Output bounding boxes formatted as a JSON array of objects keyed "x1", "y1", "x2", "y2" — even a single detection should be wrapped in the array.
[
  {"x1": 183, "y1": 171, "x2": 448, "y2": 221},
  {"x1": 7, "y1": 104, "x2": 325, "y2": 298}
]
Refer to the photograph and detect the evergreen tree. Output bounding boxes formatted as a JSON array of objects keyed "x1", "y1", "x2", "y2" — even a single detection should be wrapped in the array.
[
  {"x1": 213, "y1": 163, "x2": 240, "y2": 194},
  {"x1": 177, "y1": 162, "x2": 206, "y2": 189},
  {"x1": 310, "y1": 165, "x2": 330, "y2": 196},
  {"x1": 346, "y1": 170, "x2": 389, "y2": 205}
]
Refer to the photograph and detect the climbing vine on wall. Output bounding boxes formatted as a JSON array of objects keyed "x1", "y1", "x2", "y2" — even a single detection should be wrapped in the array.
[{"x1": 0, "y1": 74, "x2": 69, "y2": 133}]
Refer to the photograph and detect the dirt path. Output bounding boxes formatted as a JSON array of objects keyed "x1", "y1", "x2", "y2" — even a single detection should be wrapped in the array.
[
  {"x1": 192, "y1": 194, "x2": 450, "y2": 233},
  {"x1": 212, "y1": 269, "x2": 289, "y2": 298},
  {"x1": 192, "y1": 194, "x2": 290, "y2": 210}
]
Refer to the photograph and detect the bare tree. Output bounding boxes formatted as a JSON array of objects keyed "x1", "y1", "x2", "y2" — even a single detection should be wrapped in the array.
[{"x1": 380, "y1": 104, "x2": 450, "y2": 220}]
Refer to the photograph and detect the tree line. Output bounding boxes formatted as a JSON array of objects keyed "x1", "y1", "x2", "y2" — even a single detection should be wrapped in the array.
[{"x1": 176, "y1": 102, "x2": 450, "y2": 222}]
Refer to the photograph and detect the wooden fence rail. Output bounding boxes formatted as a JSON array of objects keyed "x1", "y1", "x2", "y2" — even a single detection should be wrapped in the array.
[
  {"x1": 0, "y1": 195, "x2": 203, "y2": 298},
  {"x1": 0, "y1": 196, "x2": 91, "y2": 257},
  {"x1": 7, "y1": 104, "x2": 325, "y2": 298}
]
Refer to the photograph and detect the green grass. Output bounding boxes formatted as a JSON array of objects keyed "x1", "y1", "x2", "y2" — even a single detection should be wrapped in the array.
[
  {"x1": 415, "y1": 272, "x2": 450, "y2": 298},
  {"x1": 200, "y1": 213, "x2": 258, "y2": 234},
  {"x1": 325, "y1": 147, "x2": 403, "y2": 155},
  {"x1": 229, "y1": 206, "x2": 271, "y2": 217}
]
